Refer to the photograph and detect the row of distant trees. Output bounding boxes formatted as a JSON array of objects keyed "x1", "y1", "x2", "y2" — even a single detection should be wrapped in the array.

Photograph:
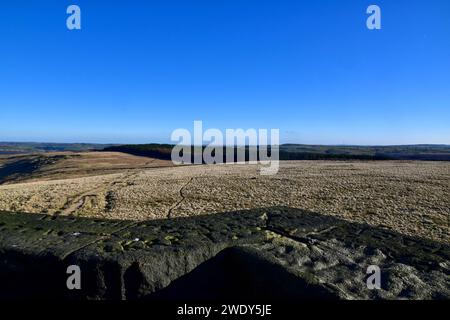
[{"x1": 103, "y1": 144, "x2": 398, "y2": 162}]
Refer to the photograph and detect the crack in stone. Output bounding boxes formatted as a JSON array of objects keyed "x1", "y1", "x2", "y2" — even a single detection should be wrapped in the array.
[
  {"x1": 167, "y1": 177, "x2": 195, "y2": 219},
  {"x1": 265, "y1": 226, "x2": 317, "y2": 246}
]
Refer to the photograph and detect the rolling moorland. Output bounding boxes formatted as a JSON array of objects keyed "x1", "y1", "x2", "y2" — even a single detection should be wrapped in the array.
[
  {"x1": 2, "y1": 142, "x2": 450, "y2": 160},
  {"x1": 0, "y1": 142, "x2": 112, "y2": 155},
  {"x1": 0, "y1": 142, "x2": 449, "y2": 299},
  {"x1": 0, "y1": 143, "x2": 448, "y2": 243}
]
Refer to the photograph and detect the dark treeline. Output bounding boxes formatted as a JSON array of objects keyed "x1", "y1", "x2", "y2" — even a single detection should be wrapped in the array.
[
  {"x1": 103, "y1": 144, "x2": 401, "y2": 162},
  {"x1": 104, "y1": 144, "x2": 174, "y2": 160}
]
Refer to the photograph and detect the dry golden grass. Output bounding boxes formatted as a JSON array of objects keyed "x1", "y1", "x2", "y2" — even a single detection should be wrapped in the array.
[
  {"x1": 0, "y1": 160, "x2": 448, "y2": 243},
  {"x1": 0, "y1": 151, "x2": 172, "y2": 183}
]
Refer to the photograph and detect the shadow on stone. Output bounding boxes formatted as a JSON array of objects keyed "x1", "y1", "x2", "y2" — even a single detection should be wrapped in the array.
[
  {"x1": 146, "y1": 246, "x2": 337, "y2": 301},
  {"x1": 0, "y1": 207, "x2": 448, "y2": 300}
]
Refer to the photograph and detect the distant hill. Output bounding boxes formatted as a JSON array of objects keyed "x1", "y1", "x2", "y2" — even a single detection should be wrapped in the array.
[
  {"x1": 103, "y1": 144, "x2": 450, "y2": 161},
  {"x1": 2, "y1": 142, "x2": 449, "y2": 160},
  {"x1": 0, "y1": 142, "x2": 114, "y2": 155}
]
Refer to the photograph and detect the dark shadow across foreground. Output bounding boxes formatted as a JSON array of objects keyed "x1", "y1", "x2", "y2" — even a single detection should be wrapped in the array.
[{"x1": 0, "y1": 207, "x2": 448, "y2": 300}]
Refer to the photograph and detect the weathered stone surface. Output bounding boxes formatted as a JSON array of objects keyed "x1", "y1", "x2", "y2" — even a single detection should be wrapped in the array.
[
  {"x1": 0, "y1": 207, "x2": 448, "y2": 300},
  {"x1": 0, "y1": 211, "x2": 134, "y2": 258}
]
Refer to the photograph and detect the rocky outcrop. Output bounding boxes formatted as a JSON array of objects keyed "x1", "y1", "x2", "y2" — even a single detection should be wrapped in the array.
[{"x1": 0, "y1": 207, "x2": 448, "y2": 300}]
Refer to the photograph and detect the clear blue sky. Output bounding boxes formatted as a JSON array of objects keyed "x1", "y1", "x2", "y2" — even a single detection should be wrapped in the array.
[{"x1": 0, "y1": 0, "x2": 449, "y2": 145}]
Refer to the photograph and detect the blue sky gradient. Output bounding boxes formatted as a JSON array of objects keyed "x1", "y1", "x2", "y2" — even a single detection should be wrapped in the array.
[{"x1": 0, "y1": 0, "x2": 449, "y2": 144}]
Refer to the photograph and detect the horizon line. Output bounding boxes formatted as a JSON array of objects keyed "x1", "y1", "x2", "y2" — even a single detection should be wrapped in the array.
[{"x1": 1, "y1": 140, "x2": 449, "y2": 148}]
